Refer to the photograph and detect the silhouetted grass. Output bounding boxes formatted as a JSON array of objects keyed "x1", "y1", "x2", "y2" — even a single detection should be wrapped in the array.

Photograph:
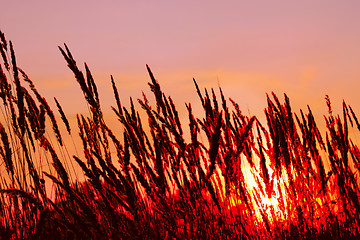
[{"x1": 0, "y1": 30, "x2": 360, "y2": 239}]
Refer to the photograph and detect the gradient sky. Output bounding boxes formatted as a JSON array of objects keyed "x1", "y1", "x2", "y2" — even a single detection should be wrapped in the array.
[{"x1": 1, "y1": 1, "x2": 360, "y2": 130}]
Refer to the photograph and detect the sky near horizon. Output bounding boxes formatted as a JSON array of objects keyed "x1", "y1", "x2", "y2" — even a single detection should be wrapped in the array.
[{"x1": 1, "y1": 1, "x2": 360, "y2": 126}]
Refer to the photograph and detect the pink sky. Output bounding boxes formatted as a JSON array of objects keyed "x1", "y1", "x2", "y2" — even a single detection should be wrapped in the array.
[{"x1": 1, "y1": 1, "x2": 360, "y2": 128}]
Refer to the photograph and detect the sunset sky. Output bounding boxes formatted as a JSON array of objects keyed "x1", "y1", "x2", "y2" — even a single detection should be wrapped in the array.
[{"x1": 1, "y1": 1, "x2": 360, "y2": 128}]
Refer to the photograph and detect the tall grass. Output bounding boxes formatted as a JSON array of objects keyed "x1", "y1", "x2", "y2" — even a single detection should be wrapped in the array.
[{"x1": 1, "y1": 30, "x2": 360, "y2": 239}]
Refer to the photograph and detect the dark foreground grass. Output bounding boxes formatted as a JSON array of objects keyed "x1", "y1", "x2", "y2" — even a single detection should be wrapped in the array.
[{"x1": 1, "y1": 30, "x2": 360, "y2": 239}]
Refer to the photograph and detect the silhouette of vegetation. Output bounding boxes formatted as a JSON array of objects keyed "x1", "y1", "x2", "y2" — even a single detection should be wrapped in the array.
[{"x1": 0, "y1": 30, "x2": 360, "y2": 239}]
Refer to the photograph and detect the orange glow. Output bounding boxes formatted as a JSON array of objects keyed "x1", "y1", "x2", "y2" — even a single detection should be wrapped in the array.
[
  {"x1": 2, "y1": 1, "x2": 360, "y2": 238},
  {"x1": 1, "y1": 1, "x2": 360, "y2": 121}
]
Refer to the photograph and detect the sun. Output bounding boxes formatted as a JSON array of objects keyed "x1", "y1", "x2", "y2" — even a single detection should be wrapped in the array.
[
  {"x1": 257, "y1": 193, "x2": 283, "y2": 217},
  {"x1": 216, "y1": 167, "x2": 287, "y2": 224},
  {"x1": 243, "y1": 169, "x2": 288, "y2": 223}
]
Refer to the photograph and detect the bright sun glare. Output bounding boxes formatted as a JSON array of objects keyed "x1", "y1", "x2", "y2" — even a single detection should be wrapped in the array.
[{"x1": 221, "y1": 166, "x2": 288, "y2": 223}]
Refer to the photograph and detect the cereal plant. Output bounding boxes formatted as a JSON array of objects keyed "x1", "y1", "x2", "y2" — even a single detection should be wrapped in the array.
[{"x1": 0, "y1": 30, "x2": 359, "y2": 239}]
